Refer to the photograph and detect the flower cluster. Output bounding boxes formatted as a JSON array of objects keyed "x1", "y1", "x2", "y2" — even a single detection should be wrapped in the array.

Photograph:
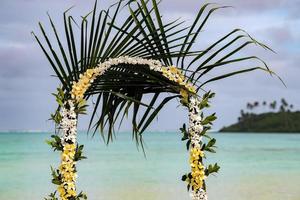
[
  {"x1": 189, "y1": 97, "x2": 203, "y2": 148},
  {"x1": 187, "y1": 96, "x2": 208, "y2": 200},
  {"x1": 161, "y1": 65, "x2": 196, "y2": 102},
  {"x1": 161, "y1": 66, "x2": 195, "y2": 89},
  {"x1": 71, "y1": 69, "x2": 98, "y2": 101},
  {"x1": 190, "y1": 189, "x2": 208, "y2": 200},
  {"x1": 58, "y1": 143, "x2": 77, "y2": 200},
  {"x1": 70, "y1": 56, "x2": 195, "y2": 102},
  {"x1": 58, "y1": 100, "x2": 78, "y2": 199},
  {"x1": 60, "y1": 101, "x2": 77, "y2": 145},
  {"x1": 189, "y1": 147, "x2": 206, "y2": 190},
  {"x1": 161, "y1": 66, "x2": 184, "y2": 83}
]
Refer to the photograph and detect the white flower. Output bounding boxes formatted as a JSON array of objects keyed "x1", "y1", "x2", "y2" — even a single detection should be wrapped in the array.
[
  {"x1": 94, "y1": 56, "x2": 164, "y2": 75},
  {"x1": 191, "y1": 115, "x2": 202, "y2": 122},
  {"x1": 190, "y1": 189, "x2": 208, "y2": 200},
  {"x1": 60, "y1": 100, "x2": 77, "y2": 145}
]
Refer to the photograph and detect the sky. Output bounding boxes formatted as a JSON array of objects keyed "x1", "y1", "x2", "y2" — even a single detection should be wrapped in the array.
[{"x1": 0, "y1": 0, "x2": 299, "y2": 132}]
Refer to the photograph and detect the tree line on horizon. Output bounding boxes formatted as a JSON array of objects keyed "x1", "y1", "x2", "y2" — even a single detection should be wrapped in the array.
[
  {"x1": 239, "y1": 98, "x2": 296, "y2": 123},
  {"x1": 220, "y1": 98, "x2": 300, "y2": 132}
]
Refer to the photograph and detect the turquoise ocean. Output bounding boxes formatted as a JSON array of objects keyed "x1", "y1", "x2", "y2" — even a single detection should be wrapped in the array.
[{"x1": 0, "y1": 132, "x2": 300, "y2": 200}]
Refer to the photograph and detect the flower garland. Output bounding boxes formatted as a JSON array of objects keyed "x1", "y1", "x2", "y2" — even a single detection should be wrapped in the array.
[
  {"x1": 60, "y1": 101, "x2": 77, "y2": 145},
  {"x1": 71, "y1": 56, "x2": 162, "y2": 102},
  {"x1": 47, "y1": 56, "x2": 218, "y2": 200},
  {"x1": 58, "y1": 101, "x2": 78, "y2": 200},
  {"x1": 188, "y1": 96, "x2": 208, "y2": 200},
  {"x1": 71, "y1": 56, "x2": 196, "y2": 102}
]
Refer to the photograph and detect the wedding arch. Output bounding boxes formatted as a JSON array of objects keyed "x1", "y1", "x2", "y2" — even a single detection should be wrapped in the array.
[{"x1": 33, "y1": 0, "x2": 277, "y2": 199}]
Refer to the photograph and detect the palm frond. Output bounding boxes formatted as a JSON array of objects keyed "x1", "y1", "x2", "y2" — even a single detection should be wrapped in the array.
[{"x1": 33, "y1": 0, "x2": 278, "y2": 145}]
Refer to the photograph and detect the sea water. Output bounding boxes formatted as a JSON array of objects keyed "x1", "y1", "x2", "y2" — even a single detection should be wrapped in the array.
[{"x1": 0, "y1": 132, "x2": 299, "y2": 200}]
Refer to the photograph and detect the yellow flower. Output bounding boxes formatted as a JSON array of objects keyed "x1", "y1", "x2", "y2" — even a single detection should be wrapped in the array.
[
  {"x1": 86, "y1": 69, "x2": 94, "y2": 78},
  {"x1": 189, "y1": 147, "x2": 206, "y2": 191},
  {"x1": 61, "y1": 154, "x2": 69, "y2": 162},
  {"x1": 190, "y1": 148, "x2": 204, "y2": 158},
  {"x1": 58, "y1": 143, "x2": 77, "y2": 198},
  {"x1": 186, "y1": 83, "x2": 196, "y2": 93},
  {"x1": 161, "y1": 67, "x2": 168, "y2": 75},
  {"x1": 61, "y1": 163, "x2": 74, "y2": 172},
  {"x1": 57, "y1": 185, "x2": 65, "y2": 196},
  {"x1": 67, "y1": 189, "x2": 76, "y2": 196},
  {"x1": 71, "y1": 68, "x2": 99, "y2": 102},
  {"x1": 180, "y1": 89, "x2": 190, "y2": 104},
  {"x1": 180, "y1": 89, "x2": 188, "y2": 99},
  {"x1": 169, "y1": 66, "x2": 179, "y2": 73}
]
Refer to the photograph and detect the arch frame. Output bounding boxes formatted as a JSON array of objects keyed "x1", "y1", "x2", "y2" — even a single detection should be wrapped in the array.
[{"x1": 46, "y1": 56, "x2": 217, "y2": 200}]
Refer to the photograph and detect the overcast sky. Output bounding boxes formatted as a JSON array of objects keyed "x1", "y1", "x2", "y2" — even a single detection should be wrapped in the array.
[{"x1": 0, "y1": 0, "x2": 299, "y2": 132}]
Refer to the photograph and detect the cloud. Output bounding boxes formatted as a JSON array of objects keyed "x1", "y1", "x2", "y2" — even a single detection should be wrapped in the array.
[{"x1": 162, "y1": 0, "x2": 300, "y2": 19}]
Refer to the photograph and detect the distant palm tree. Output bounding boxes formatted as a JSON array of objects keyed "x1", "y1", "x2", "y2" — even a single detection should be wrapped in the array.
[
  {"x1": 280, "y1": 98, "x2": 291, "y2": 112},
  {"x1": 247, "y1": 103, "x2": 253, "y2": 111},
  {"x1": 270, "y1": 101, "x2": 277, "y2": 111},
  {"x1": 281, "y1": 98, "x2": 288, "y2": 106},
  {"x1": 239, "y1": 109, "x2": 246, "y2": 121},
  {"x1": 262, "y1": 100, "x2": 267, "y2": 112}
]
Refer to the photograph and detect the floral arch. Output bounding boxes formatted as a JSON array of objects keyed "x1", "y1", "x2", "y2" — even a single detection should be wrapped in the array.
[
  {"x1": 54, "y1": 56, "x2": 215, "y2": 200},
  {"x1": 33, "y1": 0, "x2": 277, "y2": 200}
]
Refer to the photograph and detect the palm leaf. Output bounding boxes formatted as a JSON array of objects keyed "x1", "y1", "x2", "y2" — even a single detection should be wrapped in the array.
[{"x1": 33, "y1": 0, "x2": 279, "y2": 145}]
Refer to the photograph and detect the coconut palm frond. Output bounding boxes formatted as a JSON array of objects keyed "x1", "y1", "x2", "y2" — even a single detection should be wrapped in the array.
[{"x1": 33, "y1": 0, "x2": 276, "y2": 145}]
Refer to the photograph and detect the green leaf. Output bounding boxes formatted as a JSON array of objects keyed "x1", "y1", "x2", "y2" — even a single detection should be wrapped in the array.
[
  {"x1": 46, "y1": 135, "x2": 63, "y2": 151},
  {"x1": 180, "y1": 123, "x2": 189, "y2": 141},
  {"x1": 181, "y1": 174, "x2": 188, "y2": 181},
  {"x1": 205, "y1": 163, "x2": 220, "y2": 176},
  {"x1": 74, "y1": 144, "x2": 87, "y2": 161},
  {"x1": 202, "y1": 113, "x2": 217, "y2": 125},
  {"x1": 202, "y1": 138, "x2": 217, "y2": 153}
]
